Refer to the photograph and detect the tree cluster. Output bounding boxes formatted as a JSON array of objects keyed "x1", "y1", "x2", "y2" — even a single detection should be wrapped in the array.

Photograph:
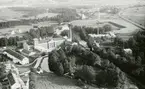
[
  {"x1": 27, "y1": 26, "x2": 54, "y2": 39},
  {"x1": 48, "y1": 41, "x2": 125, "y2": 87},
  {"x1": 49, "y1": 8, "x2": 80, "y2": 22},
  {"x1": 0, "y1": 36, "x2": 22, "y2": 47}
]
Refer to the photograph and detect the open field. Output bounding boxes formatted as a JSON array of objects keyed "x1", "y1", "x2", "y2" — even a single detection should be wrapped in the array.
[
  {"x1": 121, "y1": 6, "x2": 145, "y2": 26},
  {"x1": 33, "y1": 73, "x2": 81, "y2": 89},
  {"x1": 0, "y1": 7, "x2": 57, "y2": 21},
  {"x1": 71, "y1": 18, "x2": 141, "y2": 40},
  {"x1": 0, "y1": 21, "x2": 57, "y2": 37},
  {"x1": 71, "y1": 19, "x2": 141, "y2": 34},
  {"x1": 0, "y1": 8, "x2": 23, "y2": 21}
]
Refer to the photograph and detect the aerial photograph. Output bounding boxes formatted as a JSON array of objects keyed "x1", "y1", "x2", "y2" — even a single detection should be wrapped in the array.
[{"x1": 0, "y1": 0, "x2": 145, "y2": 89}]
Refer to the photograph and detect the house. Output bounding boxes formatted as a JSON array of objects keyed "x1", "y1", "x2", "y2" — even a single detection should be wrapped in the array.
[
  {"x1": 123, "y1": 48, "x2": 132, "y2": 55},
  {"x1": 10, "y1": 29, "x2": 22, "y2": 35},
  {"x1": 3, "y1": 49, "x2": 29, "y2": 65}
]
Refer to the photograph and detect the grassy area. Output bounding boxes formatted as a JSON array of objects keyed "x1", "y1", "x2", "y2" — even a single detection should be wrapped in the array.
[
  {"x1": 0, "y1": 8, "x2": 24, "y2": 21},
  {"x1": 29, "y1": 72, "x2": 82, "y2": 89},
  {"x1": 71, "y1": 19, "x2": 98, "y2": 28},
  {"x1": 0, "y1": 21, "x2": 57, "y2": 37}
]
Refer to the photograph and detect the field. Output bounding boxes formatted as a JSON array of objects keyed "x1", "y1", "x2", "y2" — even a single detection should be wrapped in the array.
[
  {"x1": 122, "y1": 6, "x2": 145, "y2": 26},
  {"x1": 71, "y1": 19, "x2": 98, "y2": 28},
  {"x1": 0, "y1": 21, "x2": 57, "y2": 37},
  {"x1": 0, "y1": 7, "x2": 57, "y2": 21},
  {"x1": 0, "y1": 8, "x2": 23, "y2": 21},
  {"x1": 71, "y1": 19, "x2": 141, "y2": 40},
  {"x1": 0, "y1": 7, "x2": 58, "y2": 37},
  {"x1": 32, "y1": 73, "x2": 81, "y2": 89}
]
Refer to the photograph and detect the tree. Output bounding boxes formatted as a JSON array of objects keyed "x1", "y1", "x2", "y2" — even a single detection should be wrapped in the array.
[
  {"x1": 96, "y1": 69, "x2": 119, "y2": 87},
  {"x1": 60, "y1": 30, "x2": 69, "y2": 37},
  {"x1": 128, "y1": 37, "x2": 137, "y2": 48},
  {"x1": 80, "y1": 28, "x2": 87, "y2": 41},
  {"x1": 0, "y1": 64, "x2": 6, "y2": 80},
  {"x1": 103, "y1": 24, "x2": 112, "y2": 32},
  {"x1": 136, "y1": 56, "x2": 142, "y2": 66},
  {"x1": 75, "y1": 65, "x2": 96, "y2": 83},
  {"x1": 55, "y1": 62, "x2": 64, "y2": 76},
  {"x1": 58, "y1": 17, "x2": 63, "y2": 25}
]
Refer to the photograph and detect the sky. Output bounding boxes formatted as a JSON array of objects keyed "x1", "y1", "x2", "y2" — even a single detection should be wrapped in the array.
[{"x1": 0, "y1": 0, "x2": 144, "y2": 7}]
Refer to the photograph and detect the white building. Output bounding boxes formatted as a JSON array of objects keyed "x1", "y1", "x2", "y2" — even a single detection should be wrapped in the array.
[
  {"x1": 3, "y1": 49, "x2": 29, "y2": 65},
  {"x1": 34, "y1": 38, "x2": 65, "y2": 52},
  {"x1": 123, "y1": 48, "x2": 132, "y2": 55},
  {"x1": 34, "y1": 24, "x2": 73, "y2": 52},
  {"x1": 55, "y1": 25, "x2": 70, "y2": 35},
  {"x1": 10, "y1": 29, "x2": 22, "y2": 35}
]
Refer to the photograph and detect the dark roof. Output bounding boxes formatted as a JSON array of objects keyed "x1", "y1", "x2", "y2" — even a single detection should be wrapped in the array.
[
  {"x1": 7, "y1": 73, "x2": 15, "y2": 85},
  {"x1": 21, "y1": 49, "x2": 31, "y2": 55},
  {"x1": 5, "y1": 49, "x2": 25, "y2": 60}
]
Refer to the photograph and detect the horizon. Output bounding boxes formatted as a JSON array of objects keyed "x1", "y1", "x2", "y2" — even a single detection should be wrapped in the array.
[{"x1": 0, "y1": 0, "x2": 145, "y2": 8}]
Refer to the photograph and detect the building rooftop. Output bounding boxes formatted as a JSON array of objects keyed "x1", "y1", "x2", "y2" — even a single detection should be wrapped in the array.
[
  {"x1": 21, "y1": 49, "x2": 31, "y2": 55},
  {"x1": 4, "y1": 49, "x2": 25, "y2": 60},
  {"x1": 38, "y1": 37, "x2": 65, "y2": 44},
  {"x1": 7, "y1": 72, "x2": 15, "y2": 86}
]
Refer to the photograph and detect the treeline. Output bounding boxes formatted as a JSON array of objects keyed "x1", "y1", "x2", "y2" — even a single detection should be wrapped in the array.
[
  {"x1": 100, "y1": 6, "x2": 120, "y2": 14},
  {"x1": 49, "y1": 8, "x2": 80, "y2": 22},
  {"x1": 68, "y1": 25, "x2": 144, "y2": 88},
  {"x1": 113, "y1": 30, "x2": 145, "y2": 87},
  {"x1": 0, "y1": 36, "x2": 23, "y2": 47},
  {"x1": 48, "y1": 41, "x2": 129, "y2": 88},
  {"x1": 0, "y1": 25, "x2": 55, "y2": 47},
  {"x1": 0, "y1": 8, "x2": 80, "y2": 29},
  {"x1": 25, "y1": 26, "x2": 55, "y2": 40},
  {"x1": 0, "y1": 19, "x2": 32, "y2": 29},
  {"x1": 71, "y1": 25, "x2": 112, "y2": 41}
]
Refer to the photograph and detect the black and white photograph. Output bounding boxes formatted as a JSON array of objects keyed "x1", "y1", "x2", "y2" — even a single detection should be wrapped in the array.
[{"x1": 0, "y1": 0, "x2": 145, "y2": 89}]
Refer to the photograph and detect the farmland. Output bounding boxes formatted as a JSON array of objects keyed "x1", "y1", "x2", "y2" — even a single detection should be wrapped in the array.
[
  {"x1": 71, "y1": 19, "x2": 141, "y2": 34},
  {"x1": 0, "y1": 7, "x2": 58, "y2": 37},
  {"x1": 121, "y1": 6, "x2": 145, "y2": 27},
  {"x1": 0, "y1": 21, "x2": 58, "y2": 37},
  {"x1": 32, "y1": 73, "x2": 81, "y2": 89},
  {"x1": 0, "y1": 7, "x2": 58, "y2": 21}
]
